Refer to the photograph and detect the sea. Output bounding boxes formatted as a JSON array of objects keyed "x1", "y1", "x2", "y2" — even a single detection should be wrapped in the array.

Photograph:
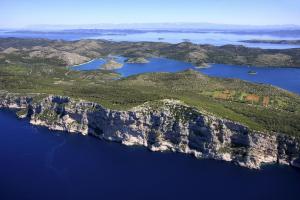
[{"x1": 1, "y1": 29, "x2": 300, "y2": 200}]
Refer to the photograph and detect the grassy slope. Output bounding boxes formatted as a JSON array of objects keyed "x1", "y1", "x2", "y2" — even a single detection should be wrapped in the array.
[
  {"x1": 0, "y1": 38, "x2": 299, "y2": 136},
  {"x1": 1, "y1": 38, "x2": 300, "y2": 67},
  {"x1": 1, "y1": 58, "x2": 299, "y2": 136}
]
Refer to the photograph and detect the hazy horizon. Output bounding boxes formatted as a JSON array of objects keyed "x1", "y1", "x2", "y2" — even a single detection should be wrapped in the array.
[
  {"x1": 2, "y1": 22, "x2": 300, "y2": 31},
  {"x1": 1, "y1": 0, "x2": 300, "y2": 29}
]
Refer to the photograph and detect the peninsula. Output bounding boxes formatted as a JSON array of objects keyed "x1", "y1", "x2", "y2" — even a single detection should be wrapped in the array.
[{"x1": 0, "y1": 38, "x2": 299, "y2": 169}]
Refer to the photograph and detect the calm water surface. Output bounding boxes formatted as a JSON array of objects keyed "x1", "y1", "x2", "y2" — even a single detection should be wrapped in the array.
[
  {"x1": 1, "y1": 33, "x2": 300, "y2": 199},
  {"x1": 200, "y1": 64, "x2": 300, "y2": 94},
  {"x1": 0, "y1": 109, "x2": 300, "y2": 200},
  {"x1": 1, "y1": 31, "x2": 300, "y2": 49},
  {"x1": 1, "y1": 32, "x2": 300, "y2": 199},
  {"x1": 90, "y1": 31, "x2": 300, "y2": 49},
  {"x1": 72, "y1": 59, "x2": 106, "y2": 71},
  {"x1": 72, "y1": 57, "x2": 300, "y2": 94}
]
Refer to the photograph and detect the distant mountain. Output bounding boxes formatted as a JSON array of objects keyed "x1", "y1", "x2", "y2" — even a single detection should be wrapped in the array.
[{"x1": 25, "y1": 23, "x2": 300, "y2": 31}]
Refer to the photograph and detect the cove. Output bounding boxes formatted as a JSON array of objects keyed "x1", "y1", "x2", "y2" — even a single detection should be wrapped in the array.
[
  {"x1": 199, "y1": 64, "x2": 300, "y2": 94},
  {"x1": 72, "y1": 57, "x2": 300, "y2": 94}
]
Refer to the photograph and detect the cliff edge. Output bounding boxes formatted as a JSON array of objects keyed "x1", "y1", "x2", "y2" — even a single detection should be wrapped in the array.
[{"x1": 1, "y1": 92, "x2": 299, "y2": 169}]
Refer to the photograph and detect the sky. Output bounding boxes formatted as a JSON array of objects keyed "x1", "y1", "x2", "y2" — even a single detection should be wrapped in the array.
[{"x1": 1, "y1": 0, "x2": 300, "y2": 28}]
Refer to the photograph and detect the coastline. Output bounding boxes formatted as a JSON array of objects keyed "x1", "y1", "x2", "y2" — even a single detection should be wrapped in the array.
[
  {"x1": 68, "y1": 58, "x2": 98, "y2": 68},
  {"x1": 1, "y1": 93, "x2": 299, "y2": 170}
]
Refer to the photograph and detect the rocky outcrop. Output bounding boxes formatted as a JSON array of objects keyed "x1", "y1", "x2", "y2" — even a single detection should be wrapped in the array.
[
  {"x1": 125, "y1": 57, "x2": 149, "y2": 64},
  {"x1": 0, "y1": 92, "x2": 299, "y2": 169},
  {"x1": 28, "y1": 46, "x2": 90, "y2": 66},
  {"x1": 101, "y1": 59, "x2": 123, "y2": 70}
]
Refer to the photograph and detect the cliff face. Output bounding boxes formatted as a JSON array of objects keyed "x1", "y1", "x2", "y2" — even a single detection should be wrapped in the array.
[{"x1": 1, "y1": 93, "x2": 299, "y2": 169}]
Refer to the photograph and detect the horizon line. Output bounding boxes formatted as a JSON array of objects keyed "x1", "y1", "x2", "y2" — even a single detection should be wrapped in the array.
[{"x1": 2, "y1": 22, "x2": 300, "y2": 30}]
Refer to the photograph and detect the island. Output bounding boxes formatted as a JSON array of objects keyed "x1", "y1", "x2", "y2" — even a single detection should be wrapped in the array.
[
  {"x1": 101, "y1": 59, "x2": 123, "y2": 70},
  {"x1": 182, "y1": 39, "x2": 191, "y2": 42},
  {"x1": 248, "y1": 70, "x2": 257, "y2": 75},
  {"x1": 1, "y1": 38, "x2": 300, "y2": 68},
  {"x1": 125, "y1": 57, "x2": 149, "y2": 64},
  {"x1": 240, "y1": 39, "x2": 300, "y2": 45},
  {"x1": 0, "y1": 38, "x2": 299, "y2": 170}
]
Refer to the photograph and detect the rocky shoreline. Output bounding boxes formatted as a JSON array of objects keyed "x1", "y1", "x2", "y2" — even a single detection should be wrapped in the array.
[{"x1": 0, "y1": 92, "x2": 299, "y2": 169}]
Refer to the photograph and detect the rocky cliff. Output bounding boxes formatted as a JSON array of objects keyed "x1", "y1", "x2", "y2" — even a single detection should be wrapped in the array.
[{"x1": 1, "y1": 92, "x2": 299, "y2": 169}]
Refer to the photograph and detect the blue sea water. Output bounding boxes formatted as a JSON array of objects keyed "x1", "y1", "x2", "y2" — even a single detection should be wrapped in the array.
[
  {"x1": 0, "y1": 109, "x2": 300, "y2": 200},
  {"x1": 72, "y1": 57, "x2": 300, "y2": 94},
  {"x1": 115, "y1": 57, "x2": 195, "y2": 77},
  {"x1": 72, "y1": 57, "x2": 195, "y2": 76},
  {"x1": 1, "y1": 32, "x2": 300, "y2": 199},
  {"x1": 90, "y1": 31, "x2": 300, "y2": 49},
  {"x1": 72, "y1": 59, "x2": 106, "y2": 71},
  {"x1": 199, "y1": 64, "x2": 300, "y2": 94},
  {"x1": 0, "y1": 31, "x2": 92, "y2": 41},
  {"x1": 1, "y1": 30, "x2": 300, "y2": 49}
]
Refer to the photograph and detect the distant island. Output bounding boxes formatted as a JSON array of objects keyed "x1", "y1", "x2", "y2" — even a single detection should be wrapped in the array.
[
  {"x1": 241, "y1": 39, "x2": 300, "y2": 45},
  {"x1": 1, "y1": 38, "x2": 300, "y2": 68},
  {"x1": 125, "y1": 57, "x2": 149, "y2": 64},
  {"x1": 248, "y1": 70, "x2": 257, "y2": 75}
]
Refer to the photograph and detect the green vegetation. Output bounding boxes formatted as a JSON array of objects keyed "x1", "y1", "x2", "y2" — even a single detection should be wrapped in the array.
[
  {"x1": 102, "y1": 59, "x2": 123, "y2": 70},
  {"x1": 0, "y1": 38, "x2": 300, "y2": 137},
  {"x1": 36, "y1": 109, "x2": 58, "y2": 123},
  {"x1": 16, "y1": 108, "x2": 28, "y2": 117},
  {"x1": 1, "y1": 38, "x2": 300, "y2": 67},
  {"x1": 1, "y1": 62, "x2": 299, "y2": 136},
  {"x1": 125, "y1": 57, "x2": 149, "y2": 64}
]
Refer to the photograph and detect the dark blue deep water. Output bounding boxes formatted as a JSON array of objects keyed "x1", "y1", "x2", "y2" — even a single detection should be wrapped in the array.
[
  {"x1": 1, "y1": 110, "x2": 300, "y2": 200},
  {"x1": 72, "y1": 57, "x2": 300, "y2": 94}
]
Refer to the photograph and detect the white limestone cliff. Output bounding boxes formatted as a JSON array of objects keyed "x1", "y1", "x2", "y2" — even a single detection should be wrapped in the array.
[{"x1": 1, "y1": 92, "x2": 299, "y2": 169}]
